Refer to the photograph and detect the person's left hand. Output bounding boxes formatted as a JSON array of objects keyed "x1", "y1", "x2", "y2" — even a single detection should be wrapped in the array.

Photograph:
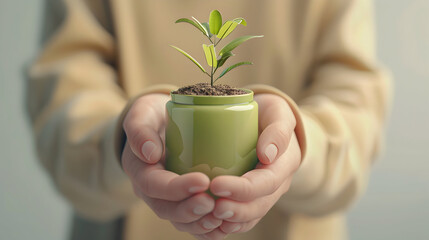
[{"x1": 195, "y1": 93, "x2": 302, "y2": 240}]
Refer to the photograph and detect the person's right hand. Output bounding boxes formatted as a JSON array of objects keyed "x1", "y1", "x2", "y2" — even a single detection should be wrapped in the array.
[{"x1": 121, "y1": 93, "x2": 222, "y2": 237}]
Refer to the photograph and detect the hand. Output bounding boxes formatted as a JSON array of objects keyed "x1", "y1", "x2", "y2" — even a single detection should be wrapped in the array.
[
  {"x1": 196, "y1": 94, "x2": 301, "y2": 240},
  {"x1": 121, "y1": 94, "x2": 221, "y2": 236}
]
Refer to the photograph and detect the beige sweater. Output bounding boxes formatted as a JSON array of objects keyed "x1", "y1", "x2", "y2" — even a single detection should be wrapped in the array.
[{"x1": 27, "y1": 0, "x2": 391, "y2": 239}]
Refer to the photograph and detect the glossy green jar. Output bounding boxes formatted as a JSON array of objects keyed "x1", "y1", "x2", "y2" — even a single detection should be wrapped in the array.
[{"x1": 165, "y1": 89, "x2": 259, "y2": 179}]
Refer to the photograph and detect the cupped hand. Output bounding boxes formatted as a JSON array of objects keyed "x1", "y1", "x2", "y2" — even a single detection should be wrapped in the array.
[
  {"x1": 197, "y1": 93, "x2": 302, "y2": 240},
  {"x1": 121, "y1": 94, "x2": 220, "y2": 236}
]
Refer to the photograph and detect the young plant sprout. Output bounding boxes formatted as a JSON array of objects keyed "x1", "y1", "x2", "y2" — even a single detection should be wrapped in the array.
[{"x1": 170, "y1": 10, "x2": 263, "y2": 87}]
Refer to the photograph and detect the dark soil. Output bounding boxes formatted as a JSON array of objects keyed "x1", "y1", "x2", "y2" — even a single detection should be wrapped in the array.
[{"x1": 172, "y1": 83, "x2": 247, "y2": 96}]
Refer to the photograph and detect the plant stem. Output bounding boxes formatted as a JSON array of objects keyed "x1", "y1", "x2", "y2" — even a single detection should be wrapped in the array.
[
  {"x1": 210, "y1": 62, "x2": 214, "y2": 86},
  {"x1": 210, "y1": 45, "x2": 215, "y2": 86},
  {"x1": 215, "y1": 23, "x2": 233, "y2": 47},
  {"x1": 215, "y1": 38, "x2": 222, "y2": 47}
]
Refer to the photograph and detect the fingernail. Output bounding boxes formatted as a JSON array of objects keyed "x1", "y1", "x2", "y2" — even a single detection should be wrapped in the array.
[
  {"x1": 231, "y1": 225, "x2": 241, "y2": 233},
  {"x1": 265, "y1": 144, "x2": 278, "y2": 163},
  {"x1": 216, "y1": 211, "x2": 234, "y2": 219},
  {"x1": 189, "y1": 186, "x2": 206, "y2": 193},
  {"x1": 142, "y1": 141, "x2": 156, "y2": 162},
  {"x1": 202, "y1": 220, "x2": 216, "y2": 230},
  {"x1": 193, "y1": 206, "x2": 210, "y2": 215},
  {"x1": 215, "y1": 191, "x2": 231, "y2": 197}
]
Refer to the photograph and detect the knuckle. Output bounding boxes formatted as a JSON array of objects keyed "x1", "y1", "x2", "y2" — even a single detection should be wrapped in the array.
[
  {"x1": 275, "y1": 123, "x2": 291, "y2": 144},
  {"x1": 180, "y1": 212, "x2": 196, "y2": 224},
  {"x1": 277, "y1": 100, "x2": 296, "y2": 127},
  {"x1": 129, "y1": 128, "x2": 144, "y2": 147},
  {"x1": 126, "y1": 122, "x2": 154, "y2": 147},
  {"x1": 241, "y1": 180, "x2": 254, "y2": 200},
  {"x1": 263, "y1": 170, "x2": 278, "y2": 193},
  {"x1": 123, "y1": 109, "x2": 143, "y2": 135},
  {"x1": 138, "y1": 172, "x2": 152, "y2": 196}
]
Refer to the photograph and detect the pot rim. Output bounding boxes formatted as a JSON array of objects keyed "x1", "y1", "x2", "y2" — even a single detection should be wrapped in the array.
[{"x1": 170, "y1": 88, "x2": 253, "y2": 105}]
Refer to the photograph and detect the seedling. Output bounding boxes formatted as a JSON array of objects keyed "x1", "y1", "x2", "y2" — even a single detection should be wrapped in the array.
[{"x1": 171, "y1": 10, "x2": 263, "y2": 87}]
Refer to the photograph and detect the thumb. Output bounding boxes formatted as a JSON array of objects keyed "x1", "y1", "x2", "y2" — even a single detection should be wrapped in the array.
[
  {"x1": 255, "y1": 94, "x2": 296, "y2": 164},
  {"x1": 257, "y1": 122, "x2": 293, "y2": 164},
  {"x1": 123, "y1": 96, "x2": 167, "y2": 164},
  {"x1": 127, "y1": 125, "x2": 164, "y2": 164}
]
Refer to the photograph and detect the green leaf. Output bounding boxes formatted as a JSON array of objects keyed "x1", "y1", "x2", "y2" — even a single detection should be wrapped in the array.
[
  {"x1": 233, "y1": 18, "x2": 247, "y2": 26},
  {"x1": 209, "y1": 10, "x2": 222, "y2": 35},
  {"x1": 216, "y1": 21, "x2": 238, "y2": 39},
  {"x1": 219, "y1": 35, "x2": 263, "y2": 55},
  {"x1": 191, "y1": 16, "x2": 209, "y2": 37},
  {"x1": 170, "y1": 45, "x2": 207, "y2": 74},
  {"x1": 202, "y1": 44, "x2": 217, "y2": 68},
  {"x1": 216, "y1": 62, "x2": 253, "y2": 80},
  {"x1": 202, "y1": 22, "x2": 213, "y2": 38},
  {"x1": 175, "y1": 17, "x2": 208, "y2": 37},
  {"x1": 217, "y1": 51, "x2": 234, "y2": 68}
]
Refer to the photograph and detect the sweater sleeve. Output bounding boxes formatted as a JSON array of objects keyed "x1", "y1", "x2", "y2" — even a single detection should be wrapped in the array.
[
  {"x1": 26, "y1": 0, "x2": 176, "y2": 221},
  {"x1": 246, "y1": 0, "x2": 392, "y2": 216}
]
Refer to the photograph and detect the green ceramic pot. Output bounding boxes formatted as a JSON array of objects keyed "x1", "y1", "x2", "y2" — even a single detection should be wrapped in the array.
[{"x1": 165, "y1": 89, "x2": 259, "y2": 179}]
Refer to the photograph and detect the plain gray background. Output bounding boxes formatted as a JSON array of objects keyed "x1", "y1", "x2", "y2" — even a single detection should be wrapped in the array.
[{"x1": 0, "y1": 0, "x2": 428, "y2": 239}]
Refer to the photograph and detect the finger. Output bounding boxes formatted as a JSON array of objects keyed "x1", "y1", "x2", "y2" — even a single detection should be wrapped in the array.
[
  {"x1": 212, "y1": 182, "x2": 288, "y2": 223},
  {"x1": 123, "y1": 95, "x2": 168, "y2": 163},
  {"x1": 210, "y1": 136, "x2": 299, "y2": 201},
  {"x1": 138, "y1": 167, "x2": 210, "y2": 201},
  {"x1": 172, "y1": 213, "x2": 222, "y2": 234},
  {"x1": 219, "y1": 218, "x2": 260, "y2": 234},
  {"x1": 210, "y1": 169, "x2": 276, "y2": 201},
  {"x1": 195, "y1": 228, "x2": 228, "y2": 240},
  {"x1": 123, "y1": 145, "x2": 210, "y2": 201},
  {"x1": 257, "y1": 121, "x2": 294, "y2": 164},
  {"x1": 256, "y1": 94, "x2": 296, "y2": 164},
  {"x1": 145, "y1": 192, "x2": 215, "y2": 223}
]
